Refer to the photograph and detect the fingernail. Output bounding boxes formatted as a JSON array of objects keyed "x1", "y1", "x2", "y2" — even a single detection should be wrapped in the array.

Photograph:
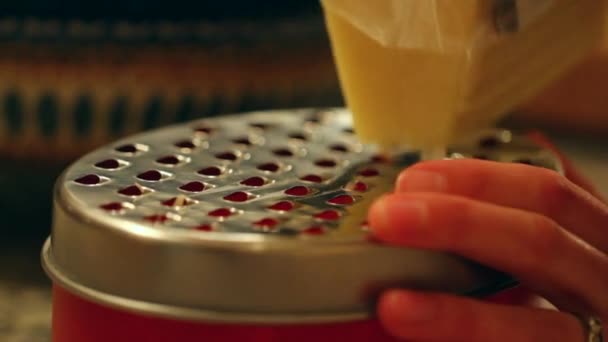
[
  {"x1": 369, "y1": 196, "x2": 427, "y2": 236},
  {"x1": 397, "y1": 169, "x2": 447, "y2": 192},
  {"x1": 382, "y1": 291, "x2": 438, "y2": 324}
]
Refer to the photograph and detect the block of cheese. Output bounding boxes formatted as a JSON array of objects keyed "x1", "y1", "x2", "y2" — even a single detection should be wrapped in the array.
[{"x1": 322, "y1": 0, "x2": 606, "y2": 149}]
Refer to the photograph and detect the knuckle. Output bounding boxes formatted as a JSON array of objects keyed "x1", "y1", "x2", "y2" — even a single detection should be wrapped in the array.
[
  {"x1": 526, "y1": 214, "x2": 564, "y2": 266},
  {"x1": 409, "y1": 159, "x2": 497, "y2": 200},
  {"x1": 438, "y1": 198, "x2": 478, "y2": 250},
  {"x1": 539, "y1": 170, "x2": 578, "y2": 217},
  {"x1": 459, "y1": 165, "x2": 492, "y2": 199},
  {"x1": 449, "y1": 298, "x2": 484, "y2": 340}
]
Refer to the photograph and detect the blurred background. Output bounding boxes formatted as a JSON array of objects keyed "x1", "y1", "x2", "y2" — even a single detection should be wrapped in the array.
[{"x1": 0, "y1": 2, "x2": 606, "y2": 341}]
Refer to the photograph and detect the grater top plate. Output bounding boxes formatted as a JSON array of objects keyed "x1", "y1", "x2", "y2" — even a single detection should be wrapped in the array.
[
  {"x1": 43, "y1": 108, "x2": 561, "y2": 323},
  {"x1": 60, "y1": 108, "x2": 391, "y2": 241}
]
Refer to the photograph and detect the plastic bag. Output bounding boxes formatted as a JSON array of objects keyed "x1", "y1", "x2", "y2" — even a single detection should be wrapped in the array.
[
  {"x1": 321, "y1": 0, "x2": 559, "y2": 54},
  {"x1": 321, "y1": 0, "x2": 607, "y2": 148}
]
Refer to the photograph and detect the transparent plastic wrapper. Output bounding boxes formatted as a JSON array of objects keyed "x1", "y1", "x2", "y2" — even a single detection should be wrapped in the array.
[
  {"x1": 521, "y1": 10, "x2": 608, "y2": 134},
  {"x1": 321, "y1": 0, "x2": 607, "y2": 149}
]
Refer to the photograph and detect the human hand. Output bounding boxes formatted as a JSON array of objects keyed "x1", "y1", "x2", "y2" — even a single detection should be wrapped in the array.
[{"x1": 368, "y1": 134, "x2": 608, "y2": 341}]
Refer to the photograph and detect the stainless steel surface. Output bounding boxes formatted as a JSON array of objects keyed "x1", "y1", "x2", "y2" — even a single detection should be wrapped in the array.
[{"x1": 43, "y1": 108, "x2": 560, "y2": 323}]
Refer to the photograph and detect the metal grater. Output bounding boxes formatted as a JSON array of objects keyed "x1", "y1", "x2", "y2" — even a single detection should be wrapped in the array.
[{"x1": 42, "y1": 108, "x2": 562, "y2": 324}]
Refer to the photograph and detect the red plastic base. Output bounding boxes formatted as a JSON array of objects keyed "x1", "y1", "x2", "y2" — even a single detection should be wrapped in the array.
[{"x1": 51, "y1": 285, "x2": 400, "y2": 342}]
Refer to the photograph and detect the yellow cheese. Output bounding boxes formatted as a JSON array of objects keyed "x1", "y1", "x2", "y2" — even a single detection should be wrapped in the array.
[{"x1": 323, "y1": 0, "x2": 606, "y2": 149}]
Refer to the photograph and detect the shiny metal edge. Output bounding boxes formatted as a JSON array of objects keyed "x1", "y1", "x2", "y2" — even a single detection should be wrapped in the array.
[
  {"x1": 42, "y1": 238, "x2": 370, "y2": 324},
  {"x1": 50, "y1": 190, "x2": 507, "y2": 320},
  {"x1": 42, "y1": 238, "x2": 515, "y2": 324}
]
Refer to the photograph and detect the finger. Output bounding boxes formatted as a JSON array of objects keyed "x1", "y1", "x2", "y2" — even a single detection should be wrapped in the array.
[
  {"x1": 368, "y1": 193, "x2": 608, "y2": 316},
  {"x1": 395, "y1": 159, "x2": 608, "y2": 253},
  {"x1": 527, "y1": 131, "x2": 605, "y2": 202},
  {"x1": 377, "y1": 290, "x2": 584, "y2": 342}
]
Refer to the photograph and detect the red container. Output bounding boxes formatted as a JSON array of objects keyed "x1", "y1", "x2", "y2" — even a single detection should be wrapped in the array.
[
  {"x1": 42, "y1": 109, "x2": 558, "y2": 341},
  {"x1": 51, "y1": 285, "x2": 400, "y2": 342}
]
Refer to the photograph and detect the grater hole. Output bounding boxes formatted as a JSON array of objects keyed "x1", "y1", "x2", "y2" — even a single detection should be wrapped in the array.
[
  {"x1": 303, "y1": 226, "x2": 326, "y2": 235},
  {"x1": 249, "y1": 122, "x2": 272, "y2": 130},
  {"x1": 74, "y1": 174, "x2": 108, "y2": 186},
  {"x1": 118, "y1": 184, "x2": 152, "y2": 197},
  {"x1": 232, "y1": 137, "x2": 253, "y2": 146},
  {"x1": 137, "y1": 170, "x2": 170, "y2": 182},
  {"x1": 100, "y1": 202, "x2": 131, "y2": 213},
  {"x1": 215, "y1": 151, "x2": 239, "y2": 161},
  {"x1": 175, "y1": 139, "x2": 199, "y2": 151},
  {"x1": 345, "y1": 181, "x2": 369, "y2": 193},
  {"x1": 358, "y1": 168, "x2": 380, "y2": 177},
  {"x1": 144, "y1": 214, "x2": 179, "y2": 224},
  {"x1": 240, "y1": 176, "x2": 267, "y2": 187},
  {"x1": 253, "y1": 218, "x2": 279, "y2": 230},
  {"x1": 327, "y1": 195, "x2": 355, "y2": 206},
  {"x1": 208, "y1": 208, "x2": 235, "y2": 218},
  {"x1": 156, "y1": 155, "x2": 188, "y2": 166},
  {"x1": 285, "y1": 186, "x2": 312, "y2": 197},
  {"x1": 273, "y1": 148, "x2": 294, "y2": 157},
  {"x1": 193, "y1": 125, "x2": 214, "y2": 135},
  {"x1": 315, "y1": 159, "x2": 337, "y2": 168},
  {"x1": 315, "y1": 210, "x2": 341, "y2": 221},
  {"x1": 329, "y1": 144, "x2": 349, "y2": 153},
  {"x1": 179, "y1": 181, "x2": 207, "y2": 193},
  {"x1": 115, "y1": 143, "x2": 148, "y2": 155},
  {"x1": 195, "y1": 224, "x2": 215, "y2": 232},
  {"x1": 198, "y1": 166, "x2": 224, "y2": 177},
  {"x1": 95, "y1": 159, "x2": 127, "y2": 170},
  {"x1": 300, "y1": 174, "x2": 324, "y2": 183},
  {"x1": 513, "y1": 158, "x2": 533, "y2": 165},
  {"x1": 371, "y1": 154, "x2": 390, "y2": 164},
  {"x1": 257, "y1": 162, "x2": 281, "y2": 173},
  {"x1": 288, "y1": 132, "x2": 308, "y2": 141},
  {"x1": 268, "y1": 201, "x2": 295, "y2": 212},
  {"x1": 305, "y1": 114, "x2": 322, "y2": 124},
  {"x1": 162, "y1": 195, "x2": 195, "y2": 207},
  {"x1": 479, "y1": 136, "x2": 501, "y2": 149},
  {"x1": 223, "y1": 191, "x2": 253, "y2": 203},
  {"x1": 304, "y1": 119, "x2": 321, "y2": 129}
]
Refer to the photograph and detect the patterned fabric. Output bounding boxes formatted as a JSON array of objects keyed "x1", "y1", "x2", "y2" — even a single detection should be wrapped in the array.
[
  {"x1": 0, "y1": 14, "x2": 341, "y2": 161},
  {"x1": 0, "y1": 16, "x2": 325, "y2": 46}
]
